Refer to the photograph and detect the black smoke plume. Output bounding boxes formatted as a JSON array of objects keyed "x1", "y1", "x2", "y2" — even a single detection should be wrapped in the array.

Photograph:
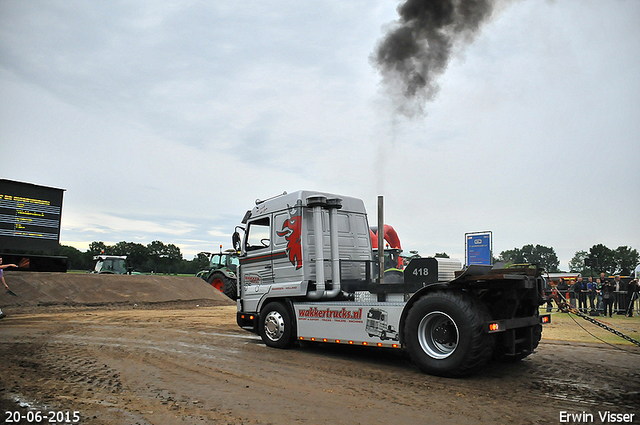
[{"x1": 373, "y1": 0, "x2": 496, "y2": 116}]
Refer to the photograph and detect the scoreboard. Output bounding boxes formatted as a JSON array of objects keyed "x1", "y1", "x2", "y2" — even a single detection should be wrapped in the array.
[
  {"x1": 465, "y1": 231, "x2": 492, "y2": 266},
  {"x1": 0, "y1": 179, "x2": 65, "y2": 253}
]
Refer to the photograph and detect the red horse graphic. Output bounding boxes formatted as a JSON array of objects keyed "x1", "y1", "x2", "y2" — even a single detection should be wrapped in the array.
[{"x1": 277, "y1": 205, "x2": 302, "y2": 270}]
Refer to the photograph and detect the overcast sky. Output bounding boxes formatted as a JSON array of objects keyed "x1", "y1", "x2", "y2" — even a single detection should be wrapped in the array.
[{"x1": 1, "y1": 0, "x2": 639, "y2": 270}]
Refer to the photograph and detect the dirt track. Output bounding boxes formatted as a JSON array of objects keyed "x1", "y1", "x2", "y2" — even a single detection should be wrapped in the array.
[
  {"x1": 0, "y1": 272, "x2": 229, "y2": 308},
  {"x1": 1, "y1": 273, "x2": 639, "y2": 424}
]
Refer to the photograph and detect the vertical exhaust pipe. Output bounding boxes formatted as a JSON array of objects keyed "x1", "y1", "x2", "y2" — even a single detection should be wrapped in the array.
[
  {"x1": 306, "y1": 195, "x2": 328, "y2": 299},
  {"x1": 325, "y1": 198, "x2": 342, "y2": 298},
  {"x1": 378, "y1": 195, "x2": 384, "y2": 285}
]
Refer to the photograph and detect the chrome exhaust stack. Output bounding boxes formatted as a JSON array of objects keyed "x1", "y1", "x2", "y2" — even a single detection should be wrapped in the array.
[
  {"x1": 305, "y1": 195, "x2": 342, "y2": 300},
  {"x1": 306, "y1": 195, "x2": 327, "y2": 300},
  {"x1": 324, "y1": 197, "x2": 342, "y2": 298}
]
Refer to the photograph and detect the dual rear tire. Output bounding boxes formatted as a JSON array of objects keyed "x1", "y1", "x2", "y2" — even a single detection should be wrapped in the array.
[{"x1": 404, "y1": 291, "x2": 495, "y2": 377}]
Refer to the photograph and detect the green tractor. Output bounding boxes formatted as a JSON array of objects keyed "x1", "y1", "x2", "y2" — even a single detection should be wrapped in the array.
[
  {"x1": 196, "y1": 248, "x2": 239, "y2": 299},
  {"x1": 91, "y1": 255, "x2": 130, "y2": 274}
]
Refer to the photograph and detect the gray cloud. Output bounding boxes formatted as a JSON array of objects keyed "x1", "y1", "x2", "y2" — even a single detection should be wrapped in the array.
[{"x1": 372, "y1": 0, "x2": 495, "y2": 116}]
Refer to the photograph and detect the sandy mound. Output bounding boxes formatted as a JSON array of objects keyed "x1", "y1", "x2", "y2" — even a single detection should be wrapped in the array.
[{"x1": 0, "y1": 271, "x2": 234, "y2": 308}]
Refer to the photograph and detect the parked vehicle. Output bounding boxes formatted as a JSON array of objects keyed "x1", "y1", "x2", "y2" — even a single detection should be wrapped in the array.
[
  {"x1": 196, "y1": 248, "x2": 239, "y2": 299},
  {"x1": 91, "y1": 255, "x2": 130, "y2": 274}
]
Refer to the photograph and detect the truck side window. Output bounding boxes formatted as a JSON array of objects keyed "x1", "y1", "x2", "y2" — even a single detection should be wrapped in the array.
[{"x1": 246, "y1": 217, "x2": 271, "y2": 252}]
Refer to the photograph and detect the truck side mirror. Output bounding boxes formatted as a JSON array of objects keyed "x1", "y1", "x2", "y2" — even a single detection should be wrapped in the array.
[{"x1": 232, "y1": 231, "x2": 241, "y2": 252}]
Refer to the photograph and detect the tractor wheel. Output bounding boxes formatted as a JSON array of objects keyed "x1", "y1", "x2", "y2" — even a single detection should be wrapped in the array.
[
  {"x1": 207, "y1": 272, "x2": 236, "y2": 300},
  {"x1": 259, "y1": 302, "x2": 295, "y2": 349},
  {"x1": 223, "y1": 277, "x2": 237, "y2": 300},
  {"x1": 404, "y1": 291, "x2": 494, "y2": 377}
]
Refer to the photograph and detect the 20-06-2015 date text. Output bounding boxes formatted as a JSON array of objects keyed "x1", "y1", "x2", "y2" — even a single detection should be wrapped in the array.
[{"x1": 5, "y1": 410, "x2": 80, "y2": 423}]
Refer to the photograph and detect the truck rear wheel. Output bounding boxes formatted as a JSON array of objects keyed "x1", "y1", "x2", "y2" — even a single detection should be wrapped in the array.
[
  {"x1": 405, "y1": 291, "x2": 494, "y2": 377},
  {"x1": 259, "y1": 302, "x2": 295, "y2": 349},
  {"x1": 207, "y1": 272, "x2": 237, "y2": 300}
]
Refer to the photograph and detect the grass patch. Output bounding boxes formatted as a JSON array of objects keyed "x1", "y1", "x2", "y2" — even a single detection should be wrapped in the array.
[{"x1": 540, "y1": 308, "x2": 640, "y2": 346}]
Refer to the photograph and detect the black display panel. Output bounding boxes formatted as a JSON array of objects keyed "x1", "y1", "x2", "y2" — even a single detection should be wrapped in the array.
[{"x1": 0, "y1": 179, "x2": 65, "y2": 253}]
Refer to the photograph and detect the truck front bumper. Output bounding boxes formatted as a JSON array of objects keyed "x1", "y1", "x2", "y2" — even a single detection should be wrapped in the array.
[{"x1": 237, "y1": 311, "x2": 258, "y2": 333}]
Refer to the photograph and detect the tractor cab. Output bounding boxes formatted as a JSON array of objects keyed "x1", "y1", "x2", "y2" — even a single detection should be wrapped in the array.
[
  {"x1": 208, "y1": 250, "x2": 239, "y2": 274},
  {"x1": 91, "y1": 255, "x2": 129, "y2": 274}
]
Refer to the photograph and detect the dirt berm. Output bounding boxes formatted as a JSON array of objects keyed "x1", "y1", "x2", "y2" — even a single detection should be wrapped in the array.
[{"x1": 0, "y1": 271, "x2": 234, "y2": 309}]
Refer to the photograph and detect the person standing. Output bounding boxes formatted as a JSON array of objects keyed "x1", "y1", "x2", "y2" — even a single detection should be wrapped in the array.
[
  {"x1": 545, "y1": 280, "x2": 554, "y2": 313},
  {"x1": 575, "y1": 277, "x2": 587, "y2": 312},
  {"x1": 587, "y1": 277, "x2": 596, "y2": 312},
  {"x1": 599, "y1": 273, "x2": 609, "y2": 314},
  {"x1": 557, "y1": 278, "x2": 569, "y2": 311},
  {"x1": 601, "y1": 278, "x2": 615, "y2": 317},
  {"x1": 569, "y1": 280, "x2": 578, "y2": 309},
  {"x1": 595, "y1": 278, "x2": 604, "y2": 314},
  {"x1": 0, "y1": 257, "x2": 19, "y2": 319},
  {"x1": 612, "y1": 275, "x2": 622, "y2": 314},
  {"x1": 626, "y1": 278, "x2": 639, "y2": 317}
]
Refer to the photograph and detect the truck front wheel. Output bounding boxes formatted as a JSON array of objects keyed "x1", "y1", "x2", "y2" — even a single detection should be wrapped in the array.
[
  {"x1": 259, "y1": 302, "x2": 295, "y2": 349},
  {"x1": 405, "y1": 291, "x2": 494, "y2": 377}
]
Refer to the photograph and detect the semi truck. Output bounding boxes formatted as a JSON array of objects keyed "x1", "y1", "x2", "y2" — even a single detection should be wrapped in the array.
[{"x1": 233, "y1": 191, "x2": 549, "y2": 376}]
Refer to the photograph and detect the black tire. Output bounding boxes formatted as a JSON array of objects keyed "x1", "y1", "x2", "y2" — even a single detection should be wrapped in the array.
[
  {"x1": 404, "y1": 291, "x2": 494, "y2": 377},
  {"x1": 207, "y1": 272, "x2": 237, "y2": 300},
  {"x1": 259, "y1": 302, "x2": 295, "y2": 349},
  {"x1": 222, "y1": 276, "x2": 237, "y2": 300}
]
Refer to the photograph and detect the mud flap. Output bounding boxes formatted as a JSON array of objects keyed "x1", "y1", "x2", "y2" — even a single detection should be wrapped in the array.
[
  {"x1": 487, "y1": 315, "x2": 547, "y2": 360},
  {"x1": 498, "y1": 327, "x2": 535, "y2": 356}
]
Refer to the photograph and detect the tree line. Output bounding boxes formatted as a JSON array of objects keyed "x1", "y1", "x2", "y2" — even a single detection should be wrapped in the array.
[
  {"x1": 59, "y1": 241, "x2": 211, "y2": 274},
  {"x1": 568, "y1": 244, "x2": 639, "y2": 276},
  {"x1": 48, "y1": 241, "x2": 640, "y2": 277},
  {"x1": 497, "y1": 243, "x2": 639, "y2": 276}
]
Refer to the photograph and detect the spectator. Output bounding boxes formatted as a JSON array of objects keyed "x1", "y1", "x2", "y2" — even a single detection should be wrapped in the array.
[
  {"x1": 557, "y1": 278, "x2": 569, "y2": 311},
  {"x1": 575, "y1": 277, "x2": 587, "y2": 312},
  {"x1": 612, "y1": 275, "x2": 622, "y2": 313},
  {"x1": 601, "y1": 278, "x2": 615, "y2": 317},
  {"x1": 545, "y1": 280, "x2": 556, "y2": 313},
  {"x1": 626, "y1": 278, "x2": 639, "y2": 317},
  {"x1": 595, "y1": 278, "x2": 604, "y2": 314},
  {"x1": 569, "y1": 280, "x2": 578, "y2": 309},
  {"x1": 600, "y1": 272, "x2": 608, "y2": 285},
  {"x1": 0, "y1": 257, "x2": 19, "y2": 319},
  {"x1": 587, "y1": 277, "x2": 596, "y2": 312}
]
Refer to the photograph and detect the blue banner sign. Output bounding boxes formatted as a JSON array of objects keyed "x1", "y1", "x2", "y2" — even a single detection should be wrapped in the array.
[{"x1": 466, "y1": 232, "x2": 492, "y2": 266}]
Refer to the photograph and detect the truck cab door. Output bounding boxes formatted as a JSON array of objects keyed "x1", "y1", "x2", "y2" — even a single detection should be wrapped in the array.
[
  {"x1": 239, "y1": 216, "x2": 273, "y2": 311},
  {"x1": 272, "y1": 210, "x2": 304, "y2": 287}
]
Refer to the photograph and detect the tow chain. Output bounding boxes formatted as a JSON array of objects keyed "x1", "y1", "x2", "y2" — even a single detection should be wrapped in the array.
[{"x1": 551, "y1": 293, "x2": 640, "y2": 348}]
